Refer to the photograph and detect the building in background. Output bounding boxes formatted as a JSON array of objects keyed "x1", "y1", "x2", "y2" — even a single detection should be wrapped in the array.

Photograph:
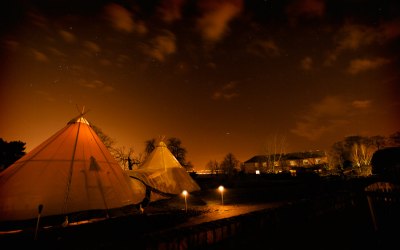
[{"x1": 243, "y1": 151, "x2": 328, "y2": 175}]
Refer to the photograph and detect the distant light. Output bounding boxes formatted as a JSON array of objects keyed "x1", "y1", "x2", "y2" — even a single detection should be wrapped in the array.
[
  {"x1": 218, "y1": 185, "x2": 224, "y2": 192},
  {"x1": 255, "y1": 170, "x2": 260, "y2": 175},
  {"x1": 182, "y1": 190, "x2": 188, "y2": 196}
]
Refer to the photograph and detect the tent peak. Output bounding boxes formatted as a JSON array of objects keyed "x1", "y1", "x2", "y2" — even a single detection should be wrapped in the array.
[
  {"x1": 68, "y1": 116, "x2": 90, "y2": 125},
  {"x1": 155, "y1": 135, "x2": 167, "y2": 147},
  {"x1": 68, "y1": 105, "x2": 91, "y2": 125}
]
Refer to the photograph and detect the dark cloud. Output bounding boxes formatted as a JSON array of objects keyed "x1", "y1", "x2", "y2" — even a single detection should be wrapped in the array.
[
  {"x1": 247, "y1": 39, "x2": 281, "y2": 58},
  {"x1": 286, "y1": 0, "x2": 325, "y2": 24},
  {"x1": 300, "y1": 56, "x2": 313, "y2": 70},
  {"x1": 156, "y1": 0, "x2": 186, "y2": 23},
  {"x1": 212, "y1": 81, "x2": 239, "y2": 101},
  {"x1": 290, "y1": 95, "x2": 380, "y2": 141}
]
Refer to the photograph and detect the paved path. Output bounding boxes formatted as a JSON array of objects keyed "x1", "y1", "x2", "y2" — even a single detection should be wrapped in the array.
[{"x1": 174, "y1": 202, "x2": 285, "y2": 228}]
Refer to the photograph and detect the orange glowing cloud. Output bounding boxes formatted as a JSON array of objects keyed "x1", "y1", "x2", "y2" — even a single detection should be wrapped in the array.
[
  {"x1": 142, "y1": 31, "x2": 176, "y2": 62},
  {"x1": 59, "y1": 30, "x2": 76, "y2": 43},
  {"x1": 196, "y1": 0, "x2": 243, "y2": 43},
  {"x1": 326, "y1": 21, "x2": 399, "y2": 65},
  {"x1": 291, "y1": 96, "x2": 354, "y2": 140},
  {"x1": 347, "y1": 57, "x2": 391, "y2": 75},
  {"x1": 83, "y1": 41, "x2": 101, "y2": 54},
  {"x1": 32, "y1": 49, "x2": 49, "y2": 62},
  {"x1": 104, "y1": 3, "x2": 147, "y2": 34},
  {"x1": 79, "y1": 79, "x2": 114, "y2": 92}
]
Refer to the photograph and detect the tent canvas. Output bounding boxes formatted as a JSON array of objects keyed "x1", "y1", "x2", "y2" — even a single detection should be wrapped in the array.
[
  {"x1": 0, "y1": 115, "x2": 145, "y2": 229},
  {"x1": 127, "y1": 140, "x2": 200, "y2": 203}
]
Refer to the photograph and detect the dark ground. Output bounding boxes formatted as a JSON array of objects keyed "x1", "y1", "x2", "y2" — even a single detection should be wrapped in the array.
[{"x1": 0, "y1": 174, "x2": 398, "y2": 249}]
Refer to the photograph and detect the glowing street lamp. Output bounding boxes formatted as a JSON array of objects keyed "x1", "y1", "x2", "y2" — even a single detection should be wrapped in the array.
[
  {"x1": 182, "y1": 190, "x2": 188, "y2": 213},
  {"x1": 218, "y1": 185, "x2": 224, "y2": 206}
]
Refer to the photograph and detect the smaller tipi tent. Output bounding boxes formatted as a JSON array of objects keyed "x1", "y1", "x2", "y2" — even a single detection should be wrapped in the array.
[
  {"x1": 0, "y1": 114, "x2": 145, "y2": 230},
  {"x1": 127, "y1": 140, "x2": 200, "y2": 203}
]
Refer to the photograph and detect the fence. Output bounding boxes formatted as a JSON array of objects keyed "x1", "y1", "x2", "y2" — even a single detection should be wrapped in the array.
[
  {"x1": 365, "y1": 181, "x2": 400, "y2": 233},
  {"x1": 139, "y1": 191, "x2": 366, "y2": 250}
]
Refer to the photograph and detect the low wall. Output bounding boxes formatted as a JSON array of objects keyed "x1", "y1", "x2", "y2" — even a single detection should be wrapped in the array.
[{"x1": 139, "y1": 191, "x2": 367, "y2": 250}]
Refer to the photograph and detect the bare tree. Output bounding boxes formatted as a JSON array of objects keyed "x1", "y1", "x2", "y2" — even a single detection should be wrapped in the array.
[
  {"x1": 370, "y1": 135, "x2": 387, "y2": 150},
  {"x1": 221, "y1": 153, "x2": 240, "y2": 176},
  {"x1": 263, "y1": 134, "x2": 287, "y2": 173},
  {"x1": 351, "y1": 143, "x2": 373, "y2": 168},
  {"x1": 389, "y1": 131, "x2": 400, "y2": 146},
  {"x1": 206, "y1": 160, "x2": 220, "y2": 175},
  {"x1": 112, "y1": 146, "x2": 142, "y2": 170},
  {"x1": 327, "y1": 140, "x2": 348, "y2": 174},
  {"x1": 331, "y1": 135, "x2": 385, "y2": 176},
  {"x1": 91, "y1": 124, "x2": 142, "y2": 169},
  {"x1": 185, "y1": 161, "x2": 194, "y2": 172}
]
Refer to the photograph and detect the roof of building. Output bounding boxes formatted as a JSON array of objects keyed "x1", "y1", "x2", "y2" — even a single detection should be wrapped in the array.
[{"x1": 244, "y1": 151, "x2": 326, "y2": 163}]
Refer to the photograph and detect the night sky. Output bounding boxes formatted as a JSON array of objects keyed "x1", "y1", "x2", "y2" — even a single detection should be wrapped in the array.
[{"x1": 1, "y1": 0, "x2": 399, "y2": 170}]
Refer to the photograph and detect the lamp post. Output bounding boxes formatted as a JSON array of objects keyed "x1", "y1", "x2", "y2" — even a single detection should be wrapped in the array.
[
  {"x1": 218, "y1": 185, "x2": 224, "y2": 206},
  {"x1": 34, "y1": 204, "x2": 43, "y2": 240},
  {"x1": 182, "y1": 190, "x2": 188, "y2": 213}
]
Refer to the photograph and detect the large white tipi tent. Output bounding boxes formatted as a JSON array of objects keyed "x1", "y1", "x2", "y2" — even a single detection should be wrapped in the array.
[
  {"x1": 127, "y1": 140, "x2": 201, "y2": 203},
  {"x1": 0, "y1": 114, "x2": 145, "y2": 230}
]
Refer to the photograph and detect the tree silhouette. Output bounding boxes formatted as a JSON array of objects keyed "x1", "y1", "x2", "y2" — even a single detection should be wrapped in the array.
[
  {"x1": 91, "y1": 124, "x2": 141, "y2": 169},
  {"x1": 206, "y1": 160, "x2": 220, "y2": 174},
  {"x1": 144, "y1": 138, "x2": 156, "y2": 156},
  {"x1": 389, "y1": 131, "x2": 400, "y2": 146},
  {"x1": 221, "y1": 153, "x2": 240, "y2": 176},
  {"x1": 0, "y1": 138, "x2": 26, "y2": 171},
  {"x1": 166, "y1": 137, "x2": 187, "y2": 167},
  {"x1": 371, "y1": 147, "x2": 400, "y2": 183}
]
